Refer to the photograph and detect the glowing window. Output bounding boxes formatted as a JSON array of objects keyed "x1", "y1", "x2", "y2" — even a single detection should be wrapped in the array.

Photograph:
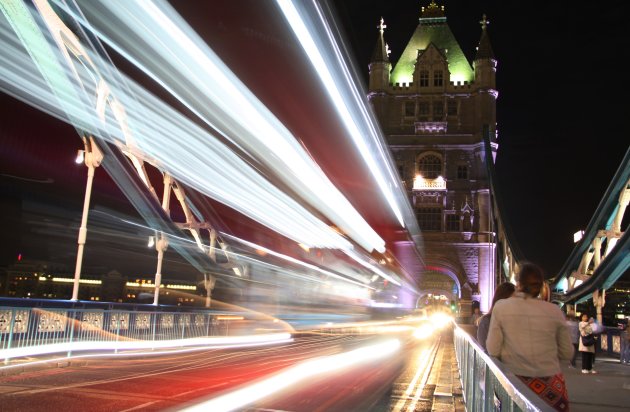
[{"x1": 418, "y1": 155, "x2": 442, "y2": 179}]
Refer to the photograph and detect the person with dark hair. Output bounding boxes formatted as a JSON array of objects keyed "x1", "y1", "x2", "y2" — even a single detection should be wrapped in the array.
[
  {"x1": 477, "y1": 282, "x2": 515, "y2": 352},
  {"x1": 487, "y1": 263, "x2": 574, "y2": 411},
  {"x1": 579, "y1": 313, "x2": 597, "y2": 373}
]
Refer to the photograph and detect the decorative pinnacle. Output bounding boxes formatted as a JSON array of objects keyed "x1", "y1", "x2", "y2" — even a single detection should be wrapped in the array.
[
  {"x1": 480, "y1": 14, "x2": 489, "y2": 30},
  {"x1": 377, "y1": 17, "x2": 387, "y2": 34},
  {"x1": 421, "y1": 1, "x2": 445, "y2": 18}
]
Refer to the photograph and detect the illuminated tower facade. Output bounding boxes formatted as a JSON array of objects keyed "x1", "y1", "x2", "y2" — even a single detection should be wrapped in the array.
[{"x1": 368, "y1": 2, "x2": 498, "y2": 314}]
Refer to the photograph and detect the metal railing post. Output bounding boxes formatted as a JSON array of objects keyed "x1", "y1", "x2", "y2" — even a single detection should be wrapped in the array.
[
  {"x1": 4, "y1": 308, "x2": 16, "y2": 365},
  {"x1": 181, "y1": 316, "x2": 186, "y2": 345},
  {"x1": 114, "y1": 313, "x2": 121, "y2": 354},
  {"x1": 67, "y1": 310, "x2": 76, "y2": 358},
  {"x1": 151, "y1": 313, "x2": 158, "y2": 349}
]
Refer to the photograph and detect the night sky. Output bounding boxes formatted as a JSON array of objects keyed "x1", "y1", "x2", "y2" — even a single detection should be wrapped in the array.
[{"x1": 1, "y1": 1, "x2": 628, "y2": 279}]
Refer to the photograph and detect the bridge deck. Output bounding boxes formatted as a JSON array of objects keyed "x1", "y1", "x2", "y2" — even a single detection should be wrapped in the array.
[{"x1": 562, "y1": 355, "x2": 630, "y2": 412}]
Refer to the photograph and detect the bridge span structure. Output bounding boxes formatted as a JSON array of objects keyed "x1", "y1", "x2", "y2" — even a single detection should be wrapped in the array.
[{"x1": 0, "y1": 1, "x2": 629, "y2": 411}]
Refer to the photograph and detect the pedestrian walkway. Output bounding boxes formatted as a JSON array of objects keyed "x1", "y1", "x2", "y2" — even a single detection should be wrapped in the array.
[{"x1": 562, "y1": 355, "x2": 630, "y2": 411}]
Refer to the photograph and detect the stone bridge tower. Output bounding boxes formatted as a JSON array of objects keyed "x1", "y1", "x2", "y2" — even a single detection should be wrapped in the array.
[{"x1": 368, "y1": 2, "x2": 498, "y2": 315}]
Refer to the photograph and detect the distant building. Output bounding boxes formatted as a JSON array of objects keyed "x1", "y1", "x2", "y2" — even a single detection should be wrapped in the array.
[
  {"x1": 2, "y1": 260, "x2": 202, "y2": 306},
  {"x1": 368, "y1": 2, "x2": 499, "y2": 314}
]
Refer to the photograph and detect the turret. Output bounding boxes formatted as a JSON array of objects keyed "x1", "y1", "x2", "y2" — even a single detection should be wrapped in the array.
[
  {"x1": 473, "y1": 14, "x2": 497, "y2": 89},
  {"x1": 368, "y1": 18, "x2": 391, "y2": 91},
  {"x1": 473, "y1": 14, "x2": 498, "y2": 143}
]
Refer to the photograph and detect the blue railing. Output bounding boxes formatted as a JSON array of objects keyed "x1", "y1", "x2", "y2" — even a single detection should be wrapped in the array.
[
  {"x1": 454, "y1": 325, "x2": 555, "y2": 412},
  {"x1": 0, "y1": 306, "x2": 288, "y2": 363},
  {"x1": 597, "y1": 327, "x2": 628, "y2": 361},
  {"x1": 620, "y1": 331, "x2": 630, "y2": 364}
]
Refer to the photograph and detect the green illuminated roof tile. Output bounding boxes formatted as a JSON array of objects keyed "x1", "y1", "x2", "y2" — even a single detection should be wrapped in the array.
[{"x1": 390, "y1": 18, "x2": 473, "y2": 85}]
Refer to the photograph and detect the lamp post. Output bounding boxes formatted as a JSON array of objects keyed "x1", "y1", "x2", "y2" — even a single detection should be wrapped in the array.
[
  {"x1": 71, "y1": 136, "x2": 103, "y2": 301},
  {"x1": 152, "y1": 233, "x2": 169, "y2": 305}
]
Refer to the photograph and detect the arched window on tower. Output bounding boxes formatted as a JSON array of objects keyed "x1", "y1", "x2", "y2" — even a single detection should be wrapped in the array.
[{"x1": 418, "y1": 154, "x2": 442, "y2": 179}]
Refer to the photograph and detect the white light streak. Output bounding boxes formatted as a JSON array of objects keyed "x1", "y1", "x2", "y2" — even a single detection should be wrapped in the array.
[
  {"x1": 0, "y1": 8, "x2": 352, "y2": 251},
  {"x1": 345, "y1": 249, "x2": 401, "y2": 286},
  {"x1": 181, "y1": 339, "x2": 400, "y2": 412},
  {"x1": 0, "y1": 333, "x2": 292, "y2": 360},
  {"x1": 276, "y1": 0, "x2": 405, "y2": 228},
  {"x1": 222, "y1": 232, "x2": 373, "y2": 289},
  {"x1": 61, "y1": 0, "x2": 386, "y2": 254}
]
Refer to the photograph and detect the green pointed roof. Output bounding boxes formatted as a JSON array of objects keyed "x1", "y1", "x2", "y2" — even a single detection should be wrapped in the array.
[{"x1": 390, "y1": 3, "x2": 474, "y2": 85}]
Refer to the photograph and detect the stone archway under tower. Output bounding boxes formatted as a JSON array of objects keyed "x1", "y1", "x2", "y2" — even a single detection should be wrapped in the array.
[
  {"x1": 419, "y1": 260, "x2": 473, "y2": 318},
  {"x1": 416, "y1": 289, "x2": 457, "y2": 309}
]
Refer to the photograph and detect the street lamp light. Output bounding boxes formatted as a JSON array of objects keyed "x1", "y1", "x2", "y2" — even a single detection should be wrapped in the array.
[
  {"x1": 71, "y1": 136, "x2": 103, "y2": 301},
  {"x1": 75, "y1": 149, "x2": 84, "y2": 164}
]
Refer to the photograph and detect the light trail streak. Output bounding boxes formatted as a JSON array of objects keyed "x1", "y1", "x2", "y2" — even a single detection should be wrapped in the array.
[
  {"x1": 345, "y1": 249, "x2": 402, "y2": 286},
  {"x1": 111, "y1": 213, "x2": 374, "y2": 290},
  {"x1": 0, "y1": 1, "x2": 419, "y2": 291},
  {"x1": 0, "y1": 6, "x2": 353, "y2": 252},
  {"x1": 0, "y1": 333, "x2": 292, "y2": 361},
  {"x1": 392, "y1": 339, "x2": 438, "y2": 412},
  {"x1": 181, "y1": 338, "x2": 401, "y2": 412},
  {"x1": 276, "y1": 0, "x2": 410, "y2": 230},
  {"x1": 0, "y1": 337, "x2": 291, "y2": 372},
  {"x1": 221, "y1": 232, "x2": 375, "y2": 288},
  {"x1": 56, "y1": 0, "x2": 386, "y2": 254}
]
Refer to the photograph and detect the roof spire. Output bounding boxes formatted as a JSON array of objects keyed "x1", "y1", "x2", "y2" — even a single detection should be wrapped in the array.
[
  {"x1": 378, "y1": 17, "x2": 387, "y2": 34},
  {"x1": 370, "y1": 17, "x2": 390, "y2": 63},
  {"x1": 421, "y1": 1, "x2": 445, "y2": 19},
  {"x1": 480, "y1": 14, "x2": 489, "y2": 30},
  {"x1": 475, "y1": 14, "x2": 495, "y2": 60}
]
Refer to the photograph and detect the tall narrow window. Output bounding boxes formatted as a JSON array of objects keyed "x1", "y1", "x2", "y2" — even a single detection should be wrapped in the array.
[
  {"x1": 404, "y1": 101, "x2": 415, "y2": 117},
  {"x1": 457, "y1": 165, "x2": 468, "y2": 180},
  {"x1": 463, "y1": 212, "x2": 472, "y2": 231},
  {"x1": 417, "y1": 208, "x2": 442, "y2": 231},
  {"x1": 446, "y1": 214, "x2": 460, "y2": 231},
  {"x1": 418, "y1": 154, "x2": 442, "y2": 179},
  {"x1": 433, "y1": 70, "x2": 443, "y2": 87},
  {"x1": 433, "y1": 101, "x2": 444, "y2": 120},
  {"x1": 419, "y1": 70, "x2": 429, "y2": 87},
  {"x1": 447, "y1": 100, "x2": 458, "y2": 116},
  {"x1": 418, "y1": 102, "x2": 430, "y2": 121}
]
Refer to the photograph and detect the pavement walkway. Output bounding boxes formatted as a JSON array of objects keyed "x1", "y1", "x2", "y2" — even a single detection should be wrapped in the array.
[{"x1": 562, "y1": 355, "x2": 630, "y2": 412}]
